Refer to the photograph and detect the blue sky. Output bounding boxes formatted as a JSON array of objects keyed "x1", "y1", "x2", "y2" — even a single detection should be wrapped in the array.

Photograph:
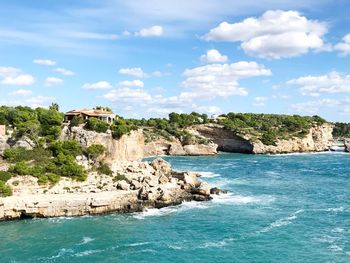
[{"x1": 1, "y1": 0, "x2": 350, "y2": 121}]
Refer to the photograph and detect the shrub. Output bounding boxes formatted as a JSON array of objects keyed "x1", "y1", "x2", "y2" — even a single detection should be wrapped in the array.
[
  {"x1": 261, "y1": 131, "x2": 277, "y2": 146},
  {"x1": 85, "y1": 118, "x2": 109, "y2": 133},
  {"x1": 49, "y1": 140, "x2": 82, "y2": 157},
  {"x1": 113, "y1": 173, "x2": 128, "y2": 182},
  {"x1": 86, "y1": 144, "x2": 105, "y2": 160},
  {"x1": 0, "y1": 181, "x2": 12, "y2": 197},
  {"x1": 37, "y1": 175, "x2": 49, "y2": 185},
  {"x1": 9, "y1": 161, "x2": 31, "y2": 176},
  {"x1": 111, "y1": 124, "x2": 131, "y2": 139},
  {"x1": 0, "y1": 171, "x2": 13, "y2": 182},
  {"x1": 70, "y1": 116, "x2": 84, "y2": 127},
  {"x1": 46, "y1": 173, "x2": 61, "y2": 184},
  {"x1": 97, "y1": 163, "x2": 113, "y2": 176}
]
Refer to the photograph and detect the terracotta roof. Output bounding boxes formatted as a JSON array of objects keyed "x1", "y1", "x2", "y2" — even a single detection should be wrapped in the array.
[{"x1": 65, "y1": 109, "x2": 114, "y2": 117}]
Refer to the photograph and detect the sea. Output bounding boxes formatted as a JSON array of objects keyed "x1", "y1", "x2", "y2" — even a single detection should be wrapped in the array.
[{"x1": 0, "y1": 152, "x2": 349, "y2": 263}]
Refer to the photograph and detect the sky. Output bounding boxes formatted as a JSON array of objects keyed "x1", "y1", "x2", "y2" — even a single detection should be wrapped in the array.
[{"x1": 1, "y1": 0, "x2": 350, "y2": 122}]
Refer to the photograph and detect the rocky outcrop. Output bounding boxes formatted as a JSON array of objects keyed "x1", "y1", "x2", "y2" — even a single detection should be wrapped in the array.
[
  {"x1": 144, "y1": 137, "x2": 217, "y2": 157},
  {"x1": 61, "y1": 126, "x2": 144, "y2": 162},
  {"x1": 345, "y1": 138, "x2": 350, "y2": 152},
  {"x1": 0, "y1": 158, "x2": 214, "y2": 220},
  {"x1": 252, "y1": 123, "x2": 334, "y2": 154},
  {"x1": 0, "y1": 135, "x2": 34, "y2": 154}
]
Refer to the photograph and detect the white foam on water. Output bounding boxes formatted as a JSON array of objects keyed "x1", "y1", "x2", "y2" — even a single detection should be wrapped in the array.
[
  {"x1": 199, "y1": 171, "x2": 221, "y2": 178},
  {"x1": 133, "y1": 201, "x2": 209, "y2": 219},
  {"x1": 259, "y1": 209, "x2": 304, "y2": 233},
  {"x1": 212, "y1": 193, "x2": 275, "y2": 205},
  {"x1": 168, "y1": 244, "x2": 183, "y2": 250},
  {"x1": 328, "y1": 244, "x2": 343, "y2": 252},
  {"x1": 198, "y1": 238, "x2": 234, "y2": 249},
  {"x1": 270, "y1": 151, "x2": 349, "y2": 156},
  {"x1": 79, "y1": 237, "x2": 95, "y2": 245},
  {"x1": 75, "y1": 249, "x2": 103, "y2": 257},
  {"x1": 125, "y1": 242, "x2": 150, "y2": 247},
  {"x1": 48, "y1": 248, "x2": 74, "y2": 259},
  {"x1": 325, "y1": 207, "x2": 344, "y2": 212}
]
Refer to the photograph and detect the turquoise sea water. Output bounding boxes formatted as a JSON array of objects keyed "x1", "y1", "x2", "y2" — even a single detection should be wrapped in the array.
[{"x1": 1, "y1": 153, "x2": 350, "y2": 263}]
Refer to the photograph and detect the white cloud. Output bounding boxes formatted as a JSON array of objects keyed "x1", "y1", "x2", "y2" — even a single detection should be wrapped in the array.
[
  {"x1": 102, "y1": 87, "x2": 152, "y2": 104},
  {"x1": 119, "y1": 67, "x2": 148, "y2": 78},
  {"x1": 54, "y1": 67, "x2": 75, "y2": 76},
  {"x1": 45, "y1": 77, "x2": 64, "y2": 87},
  {"x1": 82, "y1": 81, "x2": 112, "y2": 90},
  {"x1": 287, "y1": 71, "x2": 350, "y2": 96},
  {"x1": 334, "y1": 33, "x2": 350, "y2": 56},
  {"x1": 291, "y1": 99, "x2": 340, "y2": 114},
  {"x1": 0, "y1": 66, "x2": 35, "y2": 86},
  {"x1": 118, "y1": 79, "x2": 144, "y2": 88},
  {"x1": 200, "y1": 49, "x2": 228, "y2": 63},
  {"x1": 0, "y1": 95, "x2": 55, "y2": 109},
  {"x1": 182, "y1": 61, "x2": 272, "y2": 98},
  {"x1": 135, "y1": 25, "x2": 164, "y2": 37},
  {"x1": 152, "y1": 71, "x2": 162, "y2": 77},
  {"x1": 204, "y1": 10, "x2": 328, "y2": 59},
  {"x1": 64, "y1": 31, "x2": 118, "y2": 40},
  {"x1": 33, "y1": 59, "x2": 57, "y2": 66},
  {"x1": 193, "y1": 105, "x2": 221, "y2": 114},
  {"x1": 253, "y1": 96, "x2": 268, "y2": 106},
  {"x1": 9, "y1": 89, "x2": 33, "y2": 96}
]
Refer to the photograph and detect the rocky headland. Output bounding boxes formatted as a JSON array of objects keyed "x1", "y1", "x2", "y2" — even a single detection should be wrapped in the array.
[{"x1": 0, "y1": 158, "x2": 212, "y2": 220}]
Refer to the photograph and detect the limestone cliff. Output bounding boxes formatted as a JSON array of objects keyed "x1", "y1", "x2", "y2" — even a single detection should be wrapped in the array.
[
  {"x1": 144, "y1": 137, "x2": 218, "y2": 157},
  {"x1": 61, "y1": 126, "x2": 144, "y2": 162},
  {"x1": 187, "y1": 123, "x2": 334, "y2": 154},
  {"x1": 252, "y1": 123, "x2": 334, "y2": 154}
]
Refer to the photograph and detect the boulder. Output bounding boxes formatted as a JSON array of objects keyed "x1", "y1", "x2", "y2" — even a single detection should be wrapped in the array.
[
  {"x1": 183, "y1": 143, "x2": 218, "y2": 156},
  {"x1": 210, "y1": 187, "x2": 228, "y2": 195},
  {"x1": 151, "y1": 158, "x2": 172, "y2": 176},
  {"x1": 168, "y1": 143, "x2": 187, "y2": 155},
  {"x1": 130, "y1": 180, "x2": 142, "y2": 190},
  {"x1": 117, "y1": 180, "x2": 130, "y2": 191},
  {"x1": 191, "y1": 182, "x2": 210, "y2": 196}
]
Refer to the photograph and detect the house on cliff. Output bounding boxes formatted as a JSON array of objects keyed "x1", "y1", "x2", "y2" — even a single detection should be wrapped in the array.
[{"x1": 64, "y1": 107, "x2": 116, "y2": 124}]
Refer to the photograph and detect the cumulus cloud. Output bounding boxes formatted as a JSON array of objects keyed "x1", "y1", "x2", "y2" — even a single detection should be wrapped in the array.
[
  {"x1": 0, "y1": 95, "x2": 55, "y2": 109},
  {"x1": 9, "y1": 89, "x2": 33, "y2": 96},
  {"x1": 54, "y1": 67, "x2": 75, "y2": 76},
  {"x1": 334, "y1": 33, "x2": 350, "y2": 56},
  {"x1": 291, "y1": 98, "x2": 340, "y2": 114},
  {"x1": 102, "y1": 87, "x2": 152, "y2": 104},
  {"x1": 287, "y1": 71, "x2": 350, "y2": 96},
  {"x1": 81, "y1": 81, "x2": 112, "y2": 90},
  {"x1": 33, "y1": 59, "x2": 57, "y2": 66},
  {"x1": 200, "y1": 49, "x2": 228, "y2": 63},
  {"x1": 182, "y1": 61, "x2": 272, "y2": 98},
  {"x1": 119, "y1": 67, "x2": 148, "y2": 78},
  {"x1": 0, "y1": 66, "x2": 35, "y2": 86},
  {"x1": 45, "y1": 77, "x2": 63, "y2": 87},
  {"x1": 253, "y1": 96, "x2": 268, "y2": 106},
  {"x1": 135, "y1": 25, "x2": 164, "y2": 37},
  {"x1": 118, "y1": 79, "x2": 144, "y2": 88},
  {"x1": 204, "y1": 10, "x2": 328, "y2": 59}
]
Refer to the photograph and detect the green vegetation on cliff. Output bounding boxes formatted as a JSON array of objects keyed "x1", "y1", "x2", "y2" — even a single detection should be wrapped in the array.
[
  {"x1": 333, "y1": 122, "x2": 350, "y2": 138},
  {"x1": 218, "y1": 113, "x2": 326, "y2": 145}
]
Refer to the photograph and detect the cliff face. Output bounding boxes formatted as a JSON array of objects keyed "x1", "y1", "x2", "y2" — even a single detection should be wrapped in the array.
[
  {"x1": 252, "y1": 123, "x2": 334, "y2": 154},
  {"x1": 187, "y1": 124, "x2": 253, "y2": 153},
  {"x1": 188, "y1": 123, "x2": 334, "y2": 154},
  {"x1": 144, "y1": 138, "x2": 218, "y2": 157},
  {"x1": 61, "y1": 126, "x2": 144, "y2": 162}
]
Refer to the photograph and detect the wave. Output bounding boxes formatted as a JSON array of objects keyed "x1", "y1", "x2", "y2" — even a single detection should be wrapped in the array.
[
  {"x1": 74, "y1": 249, "x2": 103, "y2": 257},
  {"x1": 79, "y1": 237, "x2": 95, "y2": 245},
  {"x1": 125, "y1": 242, "x2": 150, "y2": 247},
  {"x1": 325, "y1": 207, "x2": 344, "y2": 212},
  {"x1": 212, "y1": 193, "x2": 275, "y2": 205},
  {"x1": 198, "y1": 238, "x2": 234, "y2": 249},
  {"x1": 269, "y1": 151, "x2": 348, "y2": 156},
  {"x1": 199, "y1": 171, "x2": 221, "y2": 178},
  {"x1": 133, "y1": 201, "x2": 209, "y2": 219},
  {"x1": 259, "y1": 209, "x2": 304, "y2": 233}
]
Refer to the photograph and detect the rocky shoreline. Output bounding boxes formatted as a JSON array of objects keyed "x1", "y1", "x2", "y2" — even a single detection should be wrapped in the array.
[{"x1": 0, "y1": 158, "x2": 215, "y2": 221}]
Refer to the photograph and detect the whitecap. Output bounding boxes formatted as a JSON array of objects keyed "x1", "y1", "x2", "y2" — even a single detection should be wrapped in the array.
[
  {"x1": 125, "y1": 242, "x2": 150, "y2": 247},
  {"x1": 259, "y1": 209, "x2": 304, "y2": 233},
  {"x1": 325, "y1": 207, "x2": 344, "y2": 212},
  {"x1": 133, "y1": 201, "x2": 209, "y2": 219},
  {"x1": 75, "y1": 249, "x2": 103, "y2": 257},
  {"x1": 199, "y1": 171, "x2": 221, "y2": 178},
  {"x1": 48, "y1": 248, "x2": 74, "y2": 259},
  {"x1": 198, "y1": 238, "x2": 234, "y2": 249},
  {"x1": 328, "y1": 244, "x2": 343, "y2": 252},
  {"x1": 212, "y1": 193, "x2": 275, "y2": 205},
  {"x1": 79, "y1": 237, "x2": 95, "y2": 245},
  {"x1": 168, "y1": 244, "x2": 183, "y2": 250}
]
